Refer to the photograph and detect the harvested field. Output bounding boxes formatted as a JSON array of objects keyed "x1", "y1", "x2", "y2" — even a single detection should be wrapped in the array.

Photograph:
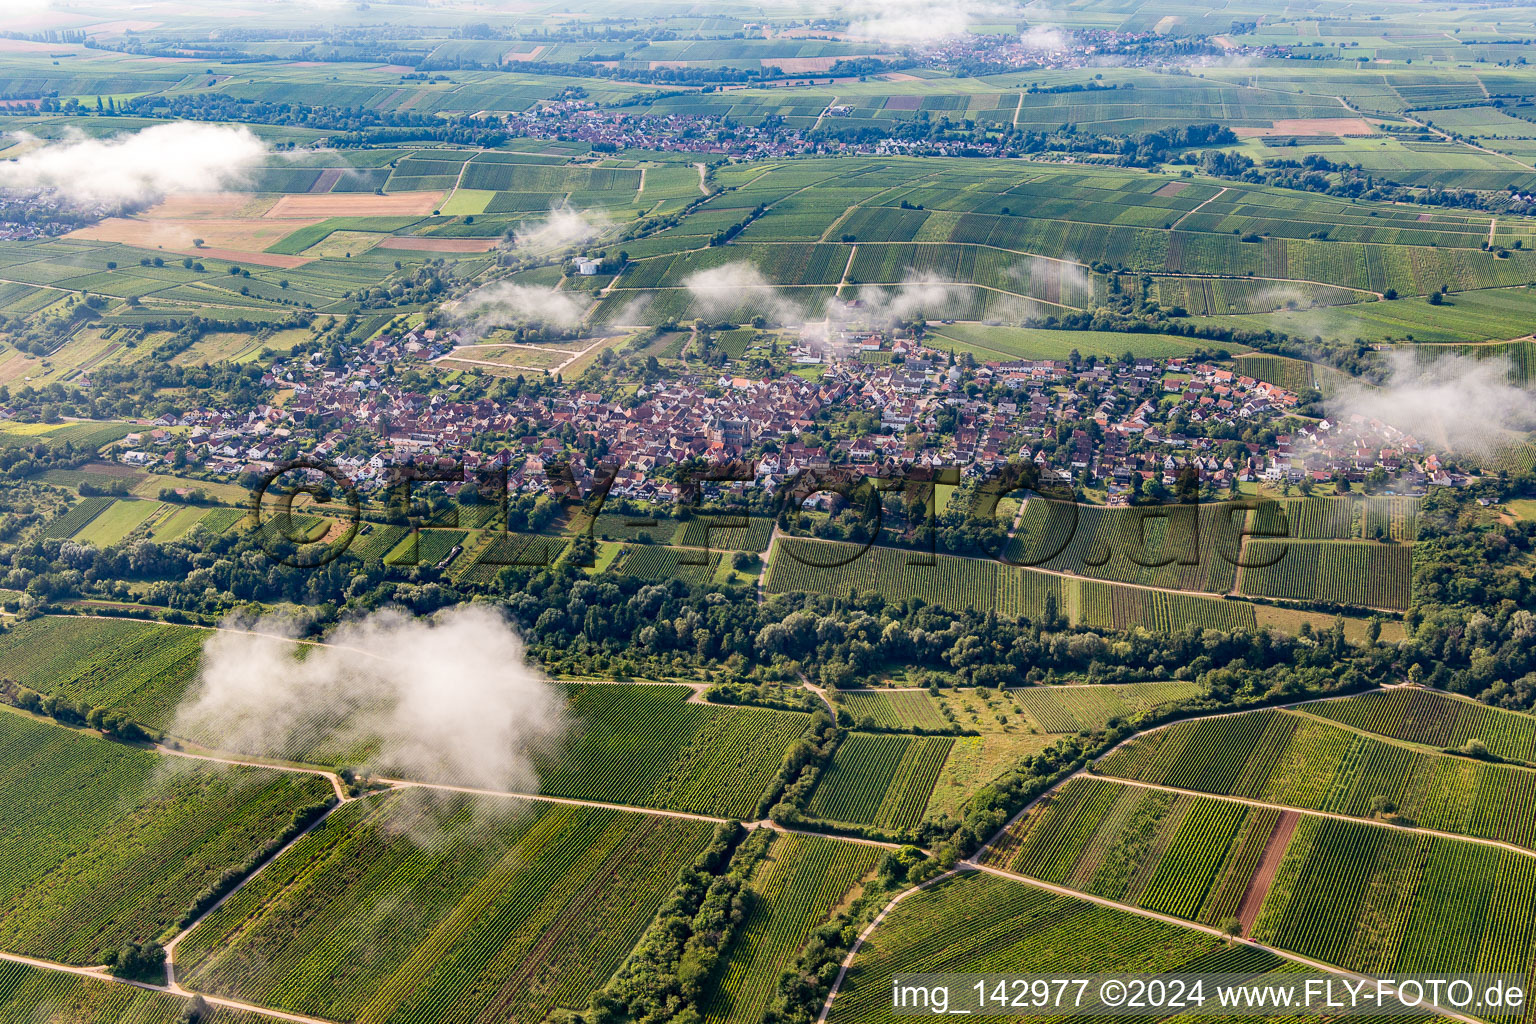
[
  {"x1": 377, "y1": 235, "x2": 499, "y2": 252},
  {"x1": 170, "y1": 245, "x2": 309, "y2": 268},
  {"x1": 263, "y1": 190, "x2": 445, "y2": 217},
  {"x1": 68, "y1": 217, "x2": 313, "y2": 266},
  {"x1": 1153, "y1": 181, "x2": 1191, "y2": 197}
]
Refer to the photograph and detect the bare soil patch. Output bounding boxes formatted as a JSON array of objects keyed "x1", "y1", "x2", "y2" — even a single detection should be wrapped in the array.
[
  {"x1": 1153, "y1": 181, "x2": 1191, "y2": 197},
  {"x1": 174, "y1": 245, "x2": 309, "y2": 268},
  {"x1": 1237, "y1": 810, "x2": 1299, "y2": 937},
  {"x1": 310, "y1": 168, "x2": 344, "y2": 193},
  {"x1": 377, "y1": 236, "x2": 499, "y2": 252}
]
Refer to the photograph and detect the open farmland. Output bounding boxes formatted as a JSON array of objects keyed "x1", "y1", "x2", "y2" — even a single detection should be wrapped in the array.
[{"x1": 176, "y1": 790, "x2": 713, "y2": 1024}]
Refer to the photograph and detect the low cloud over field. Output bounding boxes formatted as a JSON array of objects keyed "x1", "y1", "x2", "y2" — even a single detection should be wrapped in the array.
[
  {"x1": 172, "y1": 606, "x2": 567, "y2": 794},
  {"x1": 449, "y1": 280, "x2": 591, "y2": 334},
  {"x1": 0, "y1": 122, "x2": 270, "y2": 206},
  {"x1": 1328, "y1": 349, "x2": 1536, "y2": 456},
  {"x1": 1020, "y1": 24, "x2": 1068, "y2": 50},
  {"x1": 683, "y1": 261, "x2": 965, "y2": 343},
  {"x1": 841, "y1": 0, "x2": 1020, "y2": 42},
  {"x1": 511, "y1": 203, "x2": 613, "y2": 255},
  {"x1": 685, "y1": 261, "x2": 806, "y2": 323}
]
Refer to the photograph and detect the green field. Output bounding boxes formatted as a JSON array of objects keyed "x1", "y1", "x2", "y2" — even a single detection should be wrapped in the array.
[
  {"x1": 838, "y1": 690, "x2": 952, "y2": 731},
  {"x1": 1238, "y1": 540, "x2": 1413, "y2": 611},
  {"x1": 533, "y1": 684, "x2": 810, "y2": 818},
  {"x1": 766, "y1": 536, "x2": 1258, "y2": 632},
  {"x1": 1305, "y1": 687, "x2": 1536, "y2": 763},
  {"x1": 0, "y1": 959, "x2": 271, "y2": 1024},
  {"x1": 69, "y1": 498, "x2": 161, "y2": 547},
  {"x1": 990, "y1": 774, "x2": 1536, "y2": 980},
  {"x1": 994, "y1": 777, "x2": 1267, "y2": 924},
  {"x1": 1011, "y1": 681, "x2": 1205, "y2": 733}
]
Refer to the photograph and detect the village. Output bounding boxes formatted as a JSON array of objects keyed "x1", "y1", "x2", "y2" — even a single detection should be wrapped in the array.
[{"x1": 73, "y1": 315, "x2": 1466, "y2": 514}]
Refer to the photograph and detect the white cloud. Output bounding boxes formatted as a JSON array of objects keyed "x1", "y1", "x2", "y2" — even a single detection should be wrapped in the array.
[
  {"x1": 1327, "y1": 349, "x2": 1536, "y2": 457},
  {"x1": 171, "y1": 606, "x2": 568, "y2": 794},
  {"x1": 450, "y1": 281, "x2": 591, "y2": 333},
  {"x1": 684, "y1": 261, "x2": 806, "y2": 322},
  {"x1": 511, "y1": 203, "x2": 614, "y2": 255},
  {"x1": 840, "y1": 0, "x2": 1022, "y2": 43},
  {"x1": 0, "y1": 122, "x2": 270, "y2": 206},
  {"x1": 1020, "y1": 24, "x2": 1067, "y2": 50}
]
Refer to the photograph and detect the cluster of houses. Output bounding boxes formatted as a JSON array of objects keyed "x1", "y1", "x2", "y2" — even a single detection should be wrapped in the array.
[
  {"x1": 75, "y1": 323, "x2": 1468, "y2": 502},
  {"x1": 505, "y1": 103, "x2": 811, "y2": 158}
]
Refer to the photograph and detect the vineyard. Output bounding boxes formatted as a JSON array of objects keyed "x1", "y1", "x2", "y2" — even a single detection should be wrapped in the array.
[
  {"x1": 453, "y1": 530, "x2": 569, "y2": 584},
  {"x1": 0, "y1": 960, "x2": 272, "y2": 1024},
  {"x1": 0, "y1": 712, "x2": 332, "y2": 964},
  {"x1": 703, "y1": 833, "x2": 879, "y2": 1024},
  {"x1": 384, "y1": 528, "x2": 467, "y2": 567},
  {"x1": 1304, "y1": 687, "x2": 1536, "y2": 763},
  {"x1": 1005, "y1": 500, "x2": 1248, "y2": 594},
  {"x1": 1251, "y1": 815, "x2": 1536, "y2": 977},
  {"x1": 1010, "y1": 681, "x2": 1204, "y2": 733},
  {"x1": 825, "y1": 871, "x2": 1263, "y2": 1024},
  {"x1": 1245, "y1": 497, "x2": 1420, "y2": 542},
  {"x1": 838, "y1": 690, "x2": 951, "y2": 731},
  {"x1": 1232, "y1": 353, "x2": 1317, "y2": 393},
  {"x1": 765, "y1": 537, "x2": 1059, "y2": 619},
  {"x1": 41, "y1": 496, "x2": 113, "y2": 539},
  {"x1": 611, "y1": 543, "x2": 724, "y2": 585},
  {"x1": 1068, "y1": 579, "x2": 1258, "y2": 633},
  {"x1": 803, "y1": 732, "x2": 954, "y2": 831},
  {"x1": 534, "y1": 684, "x2": 811, "y2": 818},
  {"x1": 177, "y1": 791, "x2": 713, "y2": 1024},
  {"x1": 1238, "y1": 540, "x2": 1413, "y2": 611},
  {"x1": 0, "y1": 616, "x2": 209, "y2": 730},
  {"x1": 675, "y1": 514, "x2": 775, "y2": 553},
  {"x1": 1095, "y1": 707, "x2": 1536, "y2": 850},
  {"x1": 993, "y1": 777, "x2": 1266, "y2": 925},
  {"x1": 765, "y1": 536, "x2": 1261, "y2": 632}
]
